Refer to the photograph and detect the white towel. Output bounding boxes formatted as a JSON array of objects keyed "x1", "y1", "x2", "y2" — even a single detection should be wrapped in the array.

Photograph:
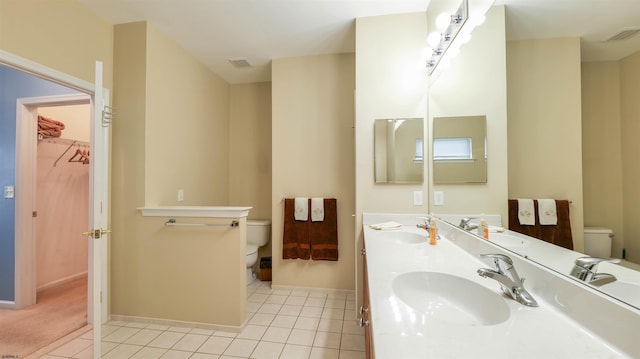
[
  {"x1": 369, "y1": 221, "x2": 403, "y2": 230},
  {"x1": 517, "y1": 199, "x2": 535, "y2": 226},
  {"x1": 294, "y1": 197, "x2": 308, "y2": 221},
  {"x1": 311, "y1": 198, "x2": 324, "y2": 222},
  {"x1": 538, "y1": 199, "x2": 557, "y2": 225}
]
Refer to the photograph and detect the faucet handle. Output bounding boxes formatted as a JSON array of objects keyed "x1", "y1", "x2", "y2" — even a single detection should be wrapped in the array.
[
  {"x1": 459, "y1": 217, "x2": 476, "y2": 227},
  {"x1": 480, "y1": 253, "x2": 513, "y2": 266},
  {"x1": 574, "y1": 256, "x2": 621, "y2": 270}
]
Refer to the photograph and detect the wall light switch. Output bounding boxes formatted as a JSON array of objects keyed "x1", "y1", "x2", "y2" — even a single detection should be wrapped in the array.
[
  {"x1": 178, "y1": 189, "x2": 184, "y2": 202},
  {"x1": 4, "y1": 186, "x2": 14, "y2": 199},
  {"x1": 413, "y1": 191, "x2": 423, "y2": 206},
  {"x1": 434, "y1": 191, "x2": 444, "y2": 206}
]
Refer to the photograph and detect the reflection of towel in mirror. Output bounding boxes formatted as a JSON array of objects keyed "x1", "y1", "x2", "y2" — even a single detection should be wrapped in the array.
[
  {"x1": 538, "y1": 199, "x2": 557, "y2": 225},
  {"x1": 508, "y1": 199, "x2": 573, "y2": 250},
  {"x1": 517, "y1": 199, "x2": 535, "y2": 225},
  {"x1": 283, "y1": 199, "x2": 310, "y2": 259}
]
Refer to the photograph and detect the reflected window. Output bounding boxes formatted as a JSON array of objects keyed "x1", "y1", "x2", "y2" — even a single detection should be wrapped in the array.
[
  {"x1": 414, "y1": 138, "x2": 424, "y2": 162},
  {"x1": 433, "y1": 138, "x2": 472, "y2": 160}
]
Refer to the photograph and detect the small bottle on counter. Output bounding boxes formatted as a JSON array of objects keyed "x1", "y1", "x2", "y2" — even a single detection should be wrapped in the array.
[
  {"x1": 429, "y1": 216, "x2": 437, "y2": 245},
  {"x1": 480, "y1": 217, "x2": 489, "y2": 239}
]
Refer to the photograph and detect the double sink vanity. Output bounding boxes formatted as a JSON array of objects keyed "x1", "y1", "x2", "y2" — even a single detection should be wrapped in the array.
[{"x1": 361, "y1": 213, "x2": 640, "y2": 358}]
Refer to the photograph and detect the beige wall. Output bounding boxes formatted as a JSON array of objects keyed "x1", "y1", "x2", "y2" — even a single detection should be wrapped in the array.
[
  {"x1": 429, "y1": 6, "x2": 508, "y2": 217},
  {"x1": 111, "y1": 22, "x2": 245, "y2": 326},
  {"x1": 581, "y1": 61, "x2": 624, "y2": 257},
  {"x1": 145, "y1": 24, "x2": 230, "y2": 206},
  {"x1": 507, "y1": 37, "x2": 585, "y2": 251},
  {"x1": 0, "y1": 0, "x2": 113, "y2": 89},
  {"x1": 620, "y1": 51, "x2": 640, "y2": 263},
  {"x1": 229, "y1": 82, "x2": 273, "y2": 266},
  {"x1": 355, "y1": 12, "x2": 428, "y2": 306},
  {"x1": 229, "y1": 82, "x2": 273, "y2": 220},
  {"x1": 272, "y1": 53, "x2": 356, "y2": 290}
]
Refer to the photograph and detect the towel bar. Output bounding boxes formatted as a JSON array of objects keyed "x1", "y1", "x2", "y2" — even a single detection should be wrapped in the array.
[{"x1": 164, "y1": 219, "x2": 239, "y2": 227}]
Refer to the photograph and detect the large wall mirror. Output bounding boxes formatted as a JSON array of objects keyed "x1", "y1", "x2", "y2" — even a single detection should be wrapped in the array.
[
  {"x1": 427, "y1": 1, "x2": 640, "y2": 311},
  {"x1": 433, "y1": 115, "x2": 487, "y2": 184},
  {"x1": 374, "y1": 118, "x2": 424, "y2": 184}
]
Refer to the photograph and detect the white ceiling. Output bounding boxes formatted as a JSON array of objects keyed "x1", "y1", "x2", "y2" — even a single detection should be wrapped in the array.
[{"x1": 76, "y1": 0, "x2": 640, "y2": 84}]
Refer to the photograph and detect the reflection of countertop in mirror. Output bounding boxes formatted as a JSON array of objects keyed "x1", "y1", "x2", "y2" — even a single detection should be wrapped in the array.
[
  {"x1": 488, "y1": 228, "x2": 640, "y2": 309},
  {"x1": 436, "y1": 213, "x2": 640, "y2": 310},
  {"x1": 363, "y1": 213, "x2": 639, "y2": 358}
]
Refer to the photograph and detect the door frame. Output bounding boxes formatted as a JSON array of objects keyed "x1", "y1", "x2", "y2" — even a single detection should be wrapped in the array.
[{"x1": 0, "y1": 50, "x2": 109, "y2": 325}]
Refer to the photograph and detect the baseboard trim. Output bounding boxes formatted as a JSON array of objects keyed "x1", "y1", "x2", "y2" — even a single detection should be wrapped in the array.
[
  {"x1": 109, "y1": 314, "x2": 247, "y2": 333},
  {"x1": 0, "y1": 300, "x2": 16, "y2": 309},
  {"x1": 270, "y1": 284, "x2": 355, "y2": 298},
  {"x1": 37, "y1": 271, "x2": 88, "y2": 292}
]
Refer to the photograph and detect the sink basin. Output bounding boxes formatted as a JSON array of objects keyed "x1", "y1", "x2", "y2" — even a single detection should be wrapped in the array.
[
  {"x1": 489, "y1": 233, "x2": 531, "y2": 248},
  {"x1": 391, "y1": 231, "x2": 428, "y2": 244},
  {"x1": 391, "y1": 271, "x2": 510, "y2": 326}
]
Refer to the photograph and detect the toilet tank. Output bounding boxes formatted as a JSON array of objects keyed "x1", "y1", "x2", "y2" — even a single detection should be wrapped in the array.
[
  {"x1": 247, "y1": 219, "x2": 271, "y2": 246},
  {"x1": 584, "y1": 227, "x2": 613, "y2": 257}
]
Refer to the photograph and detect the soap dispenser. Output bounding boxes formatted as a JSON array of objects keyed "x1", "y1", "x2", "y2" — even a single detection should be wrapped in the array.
[{"x1": 429, "y1": 216, "x2": 437, "y2": 245}]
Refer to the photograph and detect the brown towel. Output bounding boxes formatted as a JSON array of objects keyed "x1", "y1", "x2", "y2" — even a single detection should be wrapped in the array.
[
  {"x1": 282, "y1": 198, "x2": 310, "y2": 259},
  {"x1": 508, "y1": 199, "x2": 573, "y2": 250},
  {"x1": 310, "y1": 198, "x2": 338, "y2": 261}
]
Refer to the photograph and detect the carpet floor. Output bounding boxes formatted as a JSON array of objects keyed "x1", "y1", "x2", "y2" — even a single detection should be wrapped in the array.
[{"x1": 0, "y1": 276, "x2": 87, "y2": 358}]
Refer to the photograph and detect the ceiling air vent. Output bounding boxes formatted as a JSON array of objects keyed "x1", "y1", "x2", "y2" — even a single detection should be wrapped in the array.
[
  {"x1": 605, "y1": 26, "x2": 640, "y2": 42},
  {"x1": 228, "y1": 57, "x2": 252, "y2": 68}
]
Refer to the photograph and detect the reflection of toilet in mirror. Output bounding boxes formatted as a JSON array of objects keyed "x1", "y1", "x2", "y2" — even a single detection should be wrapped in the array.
[
  {"x1": 246, "y1": 220, "x2": 271, "y2": 284},
  {"x1": 584, "y1": 227, "x2": 613, "y2": 257}
]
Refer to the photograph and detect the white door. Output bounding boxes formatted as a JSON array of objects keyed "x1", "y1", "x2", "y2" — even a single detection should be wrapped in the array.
[{"x1": 86, "y1": 61, "x2": 111, "y2": 358}]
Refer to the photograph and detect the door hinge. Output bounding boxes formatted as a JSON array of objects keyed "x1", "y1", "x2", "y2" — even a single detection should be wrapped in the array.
[
  {"x1": 100, "y1": 291, "x2": 103, "y2": 304},
  {"x1": 102, "y1": 105, "x2": 115, "y2": 127}
]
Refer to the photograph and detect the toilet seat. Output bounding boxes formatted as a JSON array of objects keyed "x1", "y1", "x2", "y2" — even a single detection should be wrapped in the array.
[{"x1": 247, "y1": 244, "x2": 258, "y2": 256}]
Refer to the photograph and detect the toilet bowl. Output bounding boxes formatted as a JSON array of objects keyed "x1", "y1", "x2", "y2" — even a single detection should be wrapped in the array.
[
  {"x1": 584, "y1": 227, "x2": 613, "y2": 258},
  {"x1": 246, "y1": 219, "x2": 271, "y2": 284}
]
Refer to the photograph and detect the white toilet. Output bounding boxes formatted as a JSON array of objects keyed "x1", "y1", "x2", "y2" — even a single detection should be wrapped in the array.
[
  {"x1": 246, "y1": 219, "x2": 271, "y2": 284},
  {"x1": 584, "y1": 227, "x2": 613, "y2": 257}
]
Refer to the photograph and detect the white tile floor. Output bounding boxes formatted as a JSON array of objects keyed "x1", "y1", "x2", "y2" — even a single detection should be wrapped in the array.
[{"x1": 40, "y1": 281, "x2": 365, "y2": 359}]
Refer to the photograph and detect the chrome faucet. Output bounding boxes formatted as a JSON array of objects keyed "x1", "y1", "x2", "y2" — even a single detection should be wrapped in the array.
[
  {"x1": 477, "y1": 253, "x2": 538, "y2": 307},
  {"x1": 416, "y1": 217, "x2": 440, "y2": 240},
  {"x1": 459, "y1": 217, "x2": 478, "y2": 231},
  {"x1": 570, "y1": 257, "x2": 620, "y2": 286}
]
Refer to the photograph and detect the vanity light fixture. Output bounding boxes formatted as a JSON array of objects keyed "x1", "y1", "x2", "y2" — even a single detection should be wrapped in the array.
[{"x1": 426, "y1": 0, "x2": 468, "y2": 75}]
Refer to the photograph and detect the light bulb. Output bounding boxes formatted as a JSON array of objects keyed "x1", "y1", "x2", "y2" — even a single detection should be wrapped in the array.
[{"x1": 435, "y1": 13, "x2": 451, "y2": 31}]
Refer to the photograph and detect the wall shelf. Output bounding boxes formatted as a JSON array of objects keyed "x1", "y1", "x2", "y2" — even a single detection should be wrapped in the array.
[{"x1": 138, "y1": 206, "x2": 252, "y2": 218}]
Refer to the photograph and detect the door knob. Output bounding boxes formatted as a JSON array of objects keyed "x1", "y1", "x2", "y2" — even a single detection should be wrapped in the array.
[{"x1": 83, "y1": 228, "x2": 111, "y2": 239}]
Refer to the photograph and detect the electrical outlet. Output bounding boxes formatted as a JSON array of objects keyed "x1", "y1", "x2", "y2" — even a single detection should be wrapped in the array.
[
  {"x1": 178, "y1": 189, "x2": 184, "y2": 202},
  {"x1": 4, "y1": 186, "x2": 14, "y2": 199},
  {"x1": 413, "y1": 191, "x2": 423, "y2": 206},
  {"x1": 434, "y1": 191, "x2": 444, "y2": 205}
]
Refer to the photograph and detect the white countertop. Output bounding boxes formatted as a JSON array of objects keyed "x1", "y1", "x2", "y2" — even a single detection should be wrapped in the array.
[{"x1": 363, "y1": 217, "x2": 630, "y2": 358}]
